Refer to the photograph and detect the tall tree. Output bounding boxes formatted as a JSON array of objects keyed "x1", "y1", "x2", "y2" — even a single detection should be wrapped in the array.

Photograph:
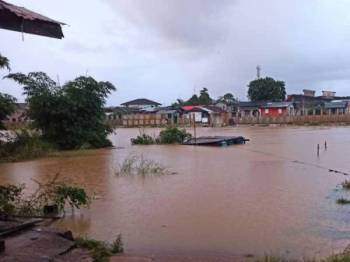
[
  {"x1": 0, "y1": 54, "x2": 15, "y2": 129},
  {"x1": 218, "y1": 93, "x2": 236, "y2": 105},
  {"x1": 6, "y1": 72, "x2": 116, "y2": 149},
  {"x1": 198, "y1": 87, "x2": 212, "y2": 105},
  {"x1": 0, "y1": 53, "x2": 10, "y2": 71},
  {"x1": 248, "y1": 77, "x2": 286, "y2": 101},
  {"x1": 0, "y1": 94, "x2": 16, "y2": 129},
  {"x1": 187, "y1": 94, "x2": 200, "y2": 105}
]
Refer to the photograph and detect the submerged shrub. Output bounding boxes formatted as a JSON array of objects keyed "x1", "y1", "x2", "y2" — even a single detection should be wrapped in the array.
[
  {"x1": 158, "y1": 127, "x2": 192, "y2": 144},
  {"x1": 131, "y1": 133, "x2": 157, "y2": 145},
  {"x1": 0, "y1": 173, "x2": 90, "y2": 217},
  {"x1": 115, "y1": 154, "x2": 171, "y2": 177},
  {"x1": 131, "y1": 127, "x2": 191, "y2": 145}
]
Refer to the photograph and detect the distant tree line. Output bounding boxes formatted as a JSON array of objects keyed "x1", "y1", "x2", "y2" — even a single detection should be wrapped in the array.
[
  {"x1": 172, "y1": 76, "x2": 286, "y2": 108},
  {"x1": 172, "y1": 87, "x2": 237, "y2": 108}
]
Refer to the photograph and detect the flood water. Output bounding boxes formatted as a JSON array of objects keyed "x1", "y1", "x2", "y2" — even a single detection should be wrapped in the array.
[{"x1": 1, "y1": 126, "x2": 350, "y2": 258}]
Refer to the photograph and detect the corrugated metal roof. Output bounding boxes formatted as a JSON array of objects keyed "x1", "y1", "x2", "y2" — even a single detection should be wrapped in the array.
[
  {"x1": 121, "y1": 98, "x2": 161, "y2": 106},
  {"x1": 0, "y1": 0, "x2": 64, "y2": 24},
  {"x1": 261, "y1": 102, "x2": 293, "y2": 108},
  {"x1": 0, "y1": 0, "x2": 64, "y2": 38},
  {"x1": 324, "y1": 101, "x2": 348, "y2": 109}
]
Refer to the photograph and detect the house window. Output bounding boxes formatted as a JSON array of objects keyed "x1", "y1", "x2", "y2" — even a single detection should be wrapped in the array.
[
  {"x1": 278, "y1": 109, "x2": 282, "y2": 114},
  {"x1": 265, "y1": 109, "x2": 269, "y2": 114}
]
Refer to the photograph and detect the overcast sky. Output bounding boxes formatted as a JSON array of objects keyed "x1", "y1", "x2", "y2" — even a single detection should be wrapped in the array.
[{"x1": 1, "y1": 0, "x2": 350, "y2": 105}]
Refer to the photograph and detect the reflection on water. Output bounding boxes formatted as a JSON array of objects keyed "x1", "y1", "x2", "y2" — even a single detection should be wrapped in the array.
[{"x1": 1, "y1": 126, "x2": 350, "y2": 257}]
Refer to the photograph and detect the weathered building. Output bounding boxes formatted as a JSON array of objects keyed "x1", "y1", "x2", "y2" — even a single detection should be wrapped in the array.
[{"x1": 260, "y1": 102, "x2": 294, "y2": 117}]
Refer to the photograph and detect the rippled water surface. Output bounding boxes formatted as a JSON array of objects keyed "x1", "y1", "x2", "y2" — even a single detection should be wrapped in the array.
[{"x1": 1, "y1": 126, "x2": 350, "y2": 258}]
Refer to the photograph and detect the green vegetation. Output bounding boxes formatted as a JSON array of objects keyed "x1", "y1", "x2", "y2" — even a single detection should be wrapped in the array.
[
  {"x1": 131, "y1": 132, "x2": 157, "y2": 145},
  {"x1": 0, "y1": 130, "x2": 55, "y2": 162},
  {"x1": 253, "y1": 252, "x2": 350, "y2": 262},
  {"x1": 158, "y1": 127, "x2": 191, "y2": 144},
  {"x1": 6, "y1": 72, "x2": 115, "y2": 150},
  {"x1": 0, "y1": 173, "x2": 90, "y2": 216},
  {"x1": 0, "y1": 53, "x2": 16, "y2": 129},
  {"x1": 217, "y1": 93, "x2": 237, "y2": 106},
  {"x1": 0, "y1": 53, "x2": 10, "y2": 70},
  {"x1": 248, "y1": 77, "x2": 286, "y2": 102},
  {"x1": 115, "y1": 154, "x2": 171, "y2": 177},
  {"x1": 0, "y1": 93, "x2": 16, "y2": 129},
  {"x1": 325, "y1": 253, "x2": 350, "y2": 262},
  {"x1": 172, "y1": 87, "x2": 213, "y2": 107},
  {"x1": 131, "y1": 127, "x2": 191, "y2": 145},
  {"x1": 76, "y1": 235, "x2": 123, "y2": 262},
  {"x1": 341, "y1": 180, "x2": 350, "y2": 190},
  {"x1": 336, "y1": 198, "x2": 350, "y2": 205}
]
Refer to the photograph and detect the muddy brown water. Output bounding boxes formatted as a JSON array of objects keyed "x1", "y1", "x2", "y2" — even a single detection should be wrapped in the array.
[{"x1": 1, "y1": 126, "x2": 350, "y2": 258}]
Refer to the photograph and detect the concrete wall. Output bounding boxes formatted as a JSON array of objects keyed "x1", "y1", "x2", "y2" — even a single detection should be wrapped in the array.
[{"x1": 233, "y1": 114, "x2": 350, "y2": 125}]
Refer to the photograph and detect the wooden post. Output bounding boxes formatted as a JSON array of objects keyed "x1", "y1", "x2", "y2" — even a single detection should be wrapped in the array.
[
  {"x1": 193, "y1": 114, "x2": 197, "y2": 145},
  {"x1": 0, "y1": 239, "x2": 5, "y2": 253},
  {"x1": 317, "y1": 144, "x2": 320, "y2": 157},
  {"x1": 325, "y1": 141, "x2": 327, "y2": 150}
]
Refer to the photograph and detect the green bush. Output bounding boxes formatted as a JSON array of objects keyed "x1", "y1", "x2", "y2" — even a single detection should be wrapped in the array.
[
  {"x1": 131, "y1": 133, "x2": 156, "y2": 145},
  {"x1": 0, "y1": 174, "x2": 90, "y2": 217},
  {"x1": 158, "y1": 127, "x2": 192, "y2": 144}
]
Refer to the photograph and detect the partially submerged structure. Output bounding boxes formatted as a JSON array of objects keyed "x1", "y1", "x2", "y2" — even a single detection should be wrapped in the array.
[
  {"x1": 184, "y1": 136, "x2": 249, "y2": 146},
  {"x1": 181, "y1": 105, "x2": 228, "y2": 126},
  {"x1": 0, "y1": 0, "x2": 65, "y2": 39}
]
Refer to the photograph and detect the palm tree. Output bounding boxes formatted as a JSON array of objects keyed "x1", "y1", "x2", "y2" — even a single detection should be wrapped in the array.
[{"x1": 0, "y1": 53, "x2": 10, "y2": 70}]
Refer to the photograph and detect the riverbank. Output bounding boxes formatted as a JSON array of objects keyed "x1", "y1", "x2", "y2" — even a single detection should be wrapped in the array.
[{"x1": 3, "y1": 223, "x2": 350, "y2": 262}]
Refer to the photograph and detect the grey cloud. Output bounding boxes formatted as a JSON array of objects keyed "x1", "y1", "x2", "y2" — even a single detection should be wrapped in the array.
[{"x1": 3, "y1": 0, "x2": 350, "y2": 105}]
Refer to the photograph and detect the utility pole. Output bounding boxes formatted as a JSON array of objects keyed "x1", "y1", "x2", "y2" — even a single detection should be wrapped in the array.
[{"x1": 256, "y1": 65, "x2": 261, "y2": 79}]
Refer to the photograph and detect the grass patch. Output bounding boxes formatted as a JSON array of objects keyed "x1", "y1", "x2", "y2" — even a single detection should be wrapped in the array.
[
  {"x1": 336, "y1": 198, "x2": 350, "y2": 205},
  {"x1": 115, "y1": 154, "x2": 172, "y2": 177},
  {"x1": 325, "y1": 253, "x2": 350, "y2": 262},
  {"x1": 253, "y1": 252, "x2": 350, "y2": 262},
  {"x1": 76, "y1": 234, "x2": 123, "y2": 262}
]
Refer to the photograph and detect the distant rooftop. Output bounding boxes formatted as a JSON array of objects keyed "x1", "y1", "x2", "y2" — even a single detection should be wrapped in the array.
[
  {"x1": 261, "y1": 102, "x2": 293, "y2": 108},
  {"x1": 121, "y1": 98, "x2": 161, "y2": 106},
  {"x1": 324, "y1": 101, "x2": 348, "y2": 109}
]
